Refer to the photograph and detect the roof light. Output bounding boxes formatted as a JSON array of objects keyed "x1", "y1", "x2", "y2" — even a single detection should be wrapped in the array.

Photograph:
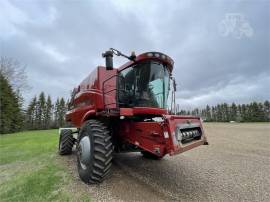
[{"x1": 144, "y1": 52, "x2": 174, "y2": 66}]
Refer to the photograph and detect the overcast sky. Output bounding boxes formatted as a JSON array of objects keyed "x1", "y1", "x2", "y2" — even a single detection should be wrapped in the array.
[{"x1": 0, "y1": 0, "x2": 269, "y2": 109}]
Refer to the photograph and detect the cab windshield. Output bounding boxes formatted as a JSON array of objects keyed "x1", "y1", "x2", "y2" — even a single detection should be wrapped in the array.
[{"x1": 118, "y1": 61, "x2": 170, "y2": 108}]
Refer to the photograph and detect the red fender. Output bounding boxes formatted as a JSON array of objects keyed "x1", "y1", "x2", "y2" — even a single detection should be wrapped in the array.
[{"x1": 81, "y1": 110, "x2": 96, "y2": 125}]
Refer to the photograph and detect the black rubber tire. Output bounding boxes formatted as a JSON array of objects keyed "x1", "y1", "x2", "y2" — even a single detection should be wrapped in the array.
[
  {"x1": 141, "y1": 151, "x2": 163, "y2": 160},
  {"x1": 77, "y1": 120, "x2": 113, "y2": 184},
  {"x1": 59, "y1": 129, "x2": 75, "y2": 155}
]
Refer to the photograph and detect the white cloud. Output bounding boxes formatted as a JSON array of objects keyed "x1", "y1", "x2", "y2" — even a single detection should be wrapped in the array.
[
  {"x1": 176, "y1": 74, "x2": 270, "y2": 109},
  {"x1": 1, "y1": 0, "x2": 269, "y2": 107},
  {"x1": 0, "y1": 0, "x2": 28, "y2": 38},
  {"x1": 33, "y1": 41, "x2": 68, "y2": 63}
]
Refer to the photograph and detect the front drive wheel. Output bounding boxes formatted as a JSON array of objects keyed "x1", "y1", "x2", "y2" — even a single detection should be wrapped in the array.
[{"x1": 77, "y1": 120, "x2": 113, "y2": 184}]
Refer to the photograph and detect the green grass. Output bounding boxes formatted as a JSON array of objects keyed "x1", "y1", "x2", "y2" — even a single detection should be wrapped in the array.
[{"x1": 0, "y1": 130, "x2": 91, "y2": 202}]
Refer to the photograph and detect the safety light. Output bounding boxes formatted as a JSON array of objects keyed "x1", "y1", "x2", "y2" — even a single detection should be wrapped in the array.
[
  {"x1": 154, "y1": 53, "x2": 160, "y2": 58},
  {"x1": 144, "y1": 52, "x2": 174, "y2": 66}
]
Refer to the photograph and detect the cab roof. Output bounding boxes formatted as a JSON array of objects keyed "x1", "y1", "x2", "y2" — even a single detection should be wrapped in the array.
[{"x1": 117, "y1": 52, "x2": 174, "y2": 73}]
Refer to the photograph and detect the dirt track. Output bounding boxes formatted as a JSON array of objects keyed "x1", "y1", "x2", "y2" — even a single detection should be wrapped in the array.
[{"x1": 63, "y1": 123, "x2": 270, "y2": 202}]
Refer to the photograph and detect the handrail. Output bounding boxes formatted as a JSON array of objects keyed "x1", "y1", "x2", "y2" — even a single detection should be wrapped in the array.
[{"x1": 102, "y1": 74, "x2": 119, "y2": 108}]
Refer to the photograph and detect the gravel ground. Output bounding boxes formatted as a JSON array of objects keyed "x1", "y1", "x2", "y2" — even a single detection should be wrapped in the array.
[{"x1": 63, "y1": 123, "x2": 270, "y2": 202}]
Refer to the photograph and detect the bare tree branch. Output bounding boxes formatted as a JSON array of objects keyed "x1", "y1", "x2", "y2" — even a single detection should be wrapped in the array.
[{"x1": 0, "y1": 56, "x2": 31, "y2": 93}]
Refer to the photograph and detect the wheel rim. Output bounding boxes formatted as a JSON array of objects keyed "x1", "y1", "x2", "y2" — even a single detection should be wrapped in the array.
[{"x1": 78, "y1": 136, "x2": 91, "y2": 170}]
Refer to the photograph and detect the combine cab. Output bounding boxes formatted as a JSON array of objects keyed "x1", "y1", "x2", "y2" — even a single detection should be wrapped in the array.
[{"x1": 59, "y1": 48, "x2": 208, "y2": 184}]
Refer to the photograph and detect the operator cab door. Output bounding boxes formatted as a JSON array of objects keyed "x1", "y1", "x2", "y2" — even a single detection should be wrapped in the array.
[{"x1": 118, "y1": 60, "x2": 170, "y2": 109}]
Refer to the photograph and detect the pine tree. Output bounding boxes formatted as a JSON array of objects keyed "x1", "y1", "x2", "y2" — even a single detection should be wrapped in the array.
[
  {"x1": 0, "y1": 72, "x2": 23, "y2": 134},
  {"x1": 44, "y1": 95, "x2": 53, "y2": 129},
  {"x1": 205, "y1": 105, "x2": 211, "y2": 121},
  {"x1": 237, "y1": 104, "x2": 243, "y2": 122},
  {"x1": 223, "y1": 103, "x2": 230, "y2": 122},
  {"x1": 216, "y1": 104, "x2": 223, "y2": 122},
  {"x1": 257, "y1": 103, "x2": 265, "y2": 122},
  {"x1": 26, "y1": 96, "x2": 37, "y2": 130},
  {"x1": 241, "y1": 104, "x2": 248, "y2": 122},
  {"x1": 246, "y1": 102, "x2": 264, "y2": 122},
  {"x1": 36, "y1": 92, "x2": 46, "y2": 129},
  {"x1": 201, "y1": 109, "x2": 206, "y2": 121},
  {"x1": 58, "y1": 98, "x2": 67, "y2": 127},
  {"x1": 54, "y1": 98, "x2": 60, "y2": 128},
  {"x1": 212, "y1": 106, "x2": 217, "y2": 122},
  {"x1": 230, "y1": 103, "x2": 238, "y2": 121}
]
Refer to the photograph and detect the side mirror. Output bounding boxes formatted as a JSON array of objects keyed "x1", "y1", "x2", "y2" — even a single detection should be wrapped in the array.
[{"x1": 102, "y1": 50, "x2": 113, "y2": 70}]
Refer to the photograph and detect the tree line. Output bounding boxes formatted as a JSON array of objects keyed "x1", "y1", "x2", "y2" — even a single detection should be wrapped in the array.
[
  {"x1": 0, "y1": 78, "x2": 69, "y2": 133},
  {"x1": 26, "y1": 92, "x2": 68, "y2": 130},
  {"x1": 0, "y1": 57, "x2": 68, "y2": 134},
  {"x1": 177, "y1": 101, "x2": 270, "y2": 122}
]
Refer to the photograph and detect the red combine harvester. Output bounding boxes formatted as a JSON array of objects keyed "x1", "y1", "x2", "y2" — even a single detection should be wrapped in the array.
[{"x1": 58, "y1": 48, "x2": 208, "y2": 184}]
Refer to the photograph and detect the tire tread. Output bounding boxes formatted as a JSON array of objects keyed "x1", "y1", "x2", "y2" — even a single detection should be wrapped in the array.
[
  {"x1": 78, "y1": 120, "x2": 113, "y2": 184},
  {"x1": 59, "y1": 129, "x2": 75, "y2": 155}
]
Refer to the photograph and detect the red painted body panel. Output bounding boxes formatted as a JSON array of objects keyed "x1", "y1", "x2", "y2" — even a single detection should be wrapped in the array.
[
  {"x1": 120, "y1": 107, "x2": 168, "y2": 116},
  {"x1": 66, "y1": 66, "x2": 117, "y2": 126},
  {"x1": 117, "y1": 121, "x2": 167, "y2": 156},
  {"x1": 66, "y1": 51, "x2": 207, "y2": 157}
]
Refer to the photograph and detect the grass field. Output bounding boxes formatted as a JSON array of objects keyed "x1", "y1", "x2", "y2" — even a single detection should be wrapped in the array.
[{"x1": 0, "y1": 130, "x2": 90, "y2": 202}]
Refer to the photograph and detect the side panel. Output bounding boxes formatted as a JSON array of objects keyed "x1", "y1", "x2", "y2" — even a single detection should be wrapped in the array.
[
  {"x1": 65, "y1": 91, "x2": 98, "y2": 127},
  {"x1": 78, "y1": 68, "x2": 99, "y2": 91},
  {"x1": 66, "y1": 66, "x2": 117, "y2": 127}
]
